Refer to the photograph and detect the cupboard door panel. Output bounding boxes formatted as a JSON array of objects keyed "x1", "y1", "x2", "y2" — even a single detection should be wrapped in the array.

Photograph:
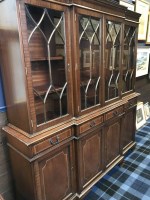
[
  {"x1": 105, "y1": 119, "x2": 120, "y2": 166},
  {"x1": 36, "y1": 142, "x2": 74, "y2": 200},
  {"x1": 122, "y1": 108, "x2": 136, "y2": 150},
  {"x1": 83, "y1": 134, "x2": 101, "y2": 180},
  {"x1": 78, "y1": 128, "x2": 103, "y2": 190}
]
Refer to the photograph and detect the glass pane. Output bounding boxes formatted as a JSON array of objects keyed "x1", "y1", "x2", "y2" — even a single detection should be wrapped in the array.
[
  {"x1": 122, "y1": 25, "x2": 136, "y2": 93},
  {"x1": 79, "y1": 16, "x2": 101, "y2": 110},
  {"x1": 25, "y1": 4, "x2": 68, "y2": 125},
  {"x1": 105, "y1": 21, "x2": 121, "y2": 101}
]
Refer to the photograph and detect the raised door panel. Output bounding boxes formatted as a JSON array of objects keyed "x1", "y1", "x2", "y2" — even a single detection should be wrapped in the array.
[
  {"x1": 35, "y1": 141, "x2": 74, "y2": 200},
  {"x1": 105, "y1": 119, "x2": 121, "y2": 167},
  {"x1": 77, "y1": 128, "x2": 103, "y2": 191},
  {"x1": 121, "y1": 108, "x2": 136, "y2": 150}
]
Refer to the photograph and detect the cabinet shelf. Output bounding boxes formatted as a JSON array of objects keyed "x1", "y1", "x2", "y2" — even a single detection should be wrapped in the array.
[
  {"x1": 36, "y1": 111, "x2": 58, "y2": 124},
  {"x1": 80, "y1": 79, "x2": 99, "y2": 88},
  {"x1": 31, "y1": 56, "x2": 64, "y2": 62},
  {"x1": 33, "y1": 85, "x2": 64, "y2": 96}
]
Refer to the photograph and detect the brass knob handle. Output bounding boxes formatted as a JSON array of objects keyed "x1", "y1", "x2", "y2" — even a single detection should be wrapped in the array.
[
  {"x1": 50, "y1": 136, "x2": 59, "y2": 145},
  {"x1": 113, "y1": 111, "x2": 118, "y2": 116},
  {"x1": 90, "y1": 121, "x2": 96, "y2": 127}
]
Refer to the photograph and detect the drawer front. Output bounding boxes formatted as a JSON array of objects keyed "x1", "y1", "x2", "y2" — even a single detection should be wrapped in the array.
[
  {"x1": 124, "y1": 98, "x2": 137, "y2": 110},
  {"x1": 79, "y1": 115, "x2": 103, "y2": 134},
  {"x1": 105, "y1": 106, "x2": 123, "y2": 121},
  {"x1": 33, "y1": 129, "x2": 72, "y2": 154}
]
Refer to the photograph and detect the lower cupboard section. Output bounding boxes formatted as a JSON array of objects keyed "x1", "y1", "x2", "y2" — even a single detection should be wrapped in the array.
[
  {"x1": 8, "y1": 140, "x2": 76, "y2": 200},
  {"x1": 8, "y1": 130, "x2": 126, "y2": 200},
  {"x1": 7, "y1": 111, "x2": 136, "y2": 200}
]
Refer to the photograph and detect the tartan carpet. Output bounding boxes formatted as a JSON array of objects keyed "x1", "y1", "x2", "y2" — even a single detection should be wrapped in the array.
[{"x1": 84, "y1": 119, "x2": 150, "y2": 200}]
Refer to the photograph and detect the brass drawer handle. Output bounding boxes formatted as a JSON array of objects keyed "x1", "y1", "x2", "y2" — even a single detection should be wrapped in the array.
[
  {"x1": 90, "y1": 121, "x2": 96, "y2": 127},
  {"x1": 113, "y1": 111, "x2": 118, "y2": 116},
  {"x1": 50, "y1": 136, "x2": 59, "y2": 145}
]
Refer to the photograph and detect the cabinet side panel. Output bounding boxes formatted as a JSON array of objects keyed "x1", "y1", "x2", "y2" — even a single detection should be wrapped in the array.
[
  {"x1": 0, "y1": 0, "x2": 30, "y2": 132},
  {"x1": 9, "y1": 148, "x2": 35, "y2": 200}
]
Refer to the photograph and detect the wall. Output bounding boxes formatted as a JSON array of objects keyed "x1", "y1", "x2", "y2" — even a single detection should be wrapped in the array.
[
  {"x1": 135, "y1": 75, "x2": 150, "y2": 103},
  {"x1": 135, "y1": 0, "x2": 150, "y2": 103}
]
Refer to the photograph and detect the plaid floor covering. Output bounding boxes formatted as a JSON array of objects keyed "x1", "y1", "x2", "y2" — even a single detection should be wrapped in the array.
[{"x1": 84, "y1": 119, "x2": 150, "y2": 200}]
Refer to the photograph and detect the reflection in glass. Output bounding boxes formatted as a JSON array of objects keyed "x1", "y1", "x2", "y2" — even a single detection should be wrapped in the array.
[
  {"x1": 79, "y1": 16, "x2": 101, "y2": 110},
  {"x1": 25, "y1": 4, "x2": 68, "y2": 125},
  {"x1": 122, "y1": 25, "x2": 136, "y2": 93},
  {"x1": 105, "y1": 21, "x2": 121, "y2": 101}
]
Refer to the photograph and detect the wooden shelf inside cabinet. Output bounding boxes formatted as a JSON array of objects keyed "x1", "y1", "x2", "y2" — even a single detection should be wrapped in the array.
[
  {"x1": 30, "y1": 56, "x2": 64, "y2": 62},
  {"x1": 33, "y1": 85, "x2": 65, "y2": 96},
  {"x1": 80, "y1": 79, "x2": 99, "y2": 87},
  {"x1": 81, "y1": 95, "x2": 97, "y2": 100},
  {"x1": 36, "y1": 112, "x2": 58, "y2": 124}
]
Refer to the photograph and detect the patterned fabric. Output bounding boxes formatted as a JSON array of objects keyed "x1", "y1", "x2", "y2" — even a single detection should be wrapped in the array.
[{"x1": 84, "y1": 119, "x2": 150, "y2": 200}]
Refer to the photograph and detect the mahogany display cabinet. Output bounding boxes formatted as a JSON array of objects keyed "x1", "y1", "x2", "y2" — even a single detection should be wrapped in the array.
[{"x1": 0, "y1": 0, "x2": 140, "y2": 199}]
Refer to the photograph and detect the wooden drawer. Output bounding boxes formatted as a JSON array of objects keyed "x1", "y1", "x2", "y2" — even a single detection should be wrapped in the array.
[
  {"x1": 79, "y1": 115, "x2": 103, "y2": 134},
  {"x1": 124, "y1": 98, "x2": 137, "y2": 110},
  {"x1": 33, "y1": 128, "x2": 72, "y2": 154},
  {"x1": 105, "y1": 106, "x2": 123, "y2": 121}
]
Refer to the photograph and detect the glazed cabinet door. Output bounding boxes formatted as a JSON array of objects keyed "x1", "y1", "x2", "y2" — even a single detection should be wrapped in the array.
[
  {"x1": 34, "y1": 141, "x2": 75, "y2": 200},
  {"x1": 122, "y1": 23, "x2": 138, "y2": 94},
  {"x1": 104, "y1": 16, "x2": 123, "y2": 102},
  {"x1": 76, "y1": 127, "x2": 103, "y2": 192},
  {"x1": 121, "y1": 107, "x2": 136, "y2": 153},
  {"x1": 73, "y1": 9, "x2": 103, "y2": 115},
  {"x1": 104, "y1": 117, "x2": 122, "y2": 167},
  {"x1": 19, "y1": 0, "x2": 72, "y2": 131}
]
